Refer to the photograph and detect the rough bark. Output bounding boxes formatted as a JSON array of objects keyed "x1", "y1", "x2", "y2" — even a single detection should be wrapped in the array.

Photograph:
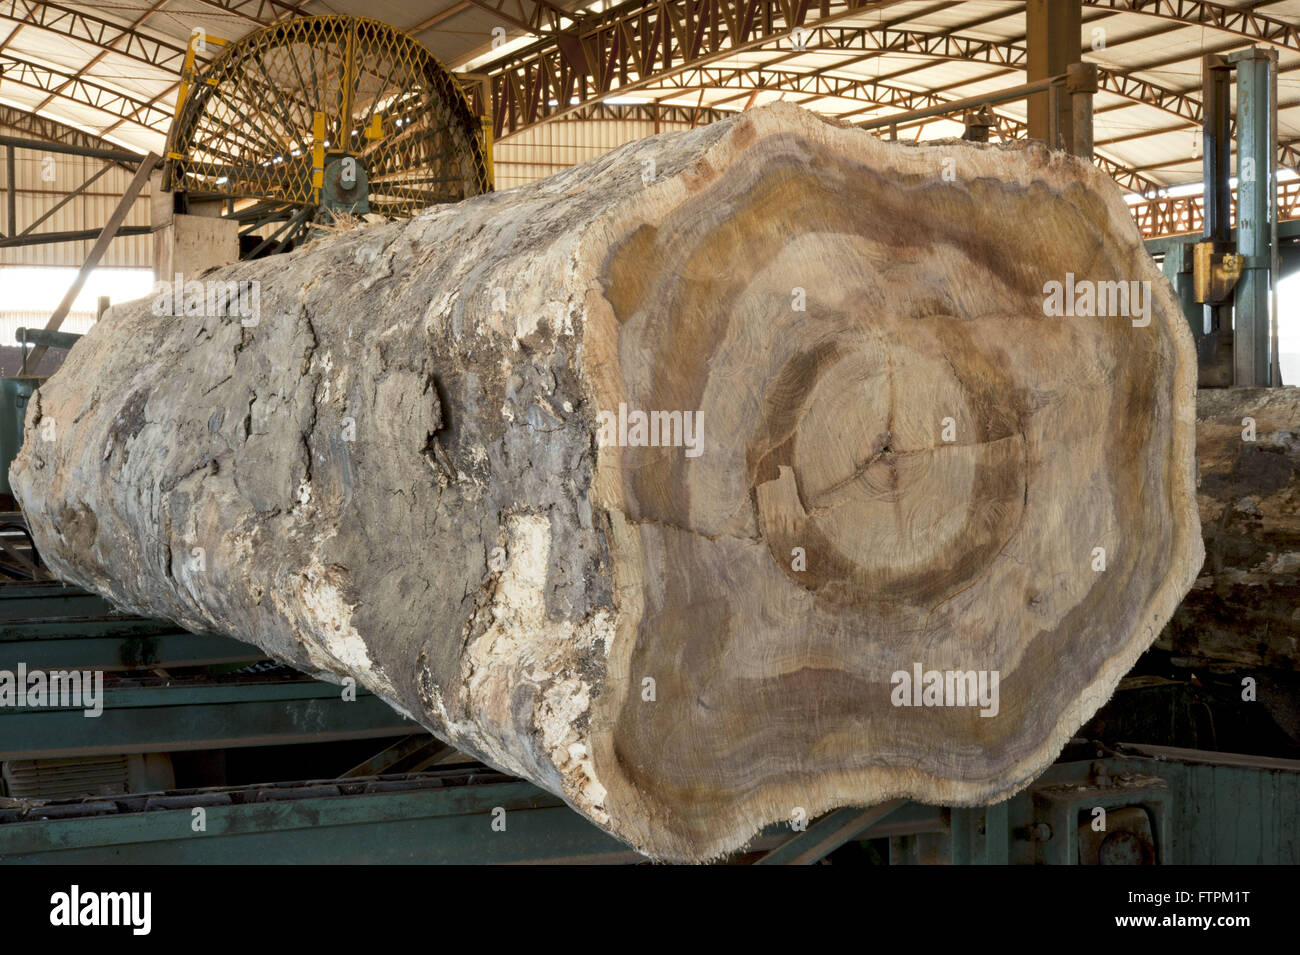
[
  {"x1": 1159, "y1": 387, "x2": 1300, "y2": 671},
  {"x1": 10, "y1": 102, "x2": 1204, "y2": 861}
]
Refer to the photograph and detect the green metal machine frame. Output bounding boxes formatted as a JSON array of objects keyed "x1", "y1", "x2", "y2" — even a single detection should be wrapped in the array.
[
  {"x1": 0, "y1": 581, "x2": 414, "y2": 762},
  {"x1": 1, "y1": 746, "x2": 1295, "y2": 864},
  {"x1": 2, "y1": 579, "x2": 1298, "y2": 864}
]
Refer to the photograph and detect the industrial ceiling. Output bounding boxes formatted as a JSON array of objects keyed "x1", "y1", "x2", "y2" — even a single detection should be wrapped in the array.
[{"x1": 0, "y1": 0, "x2": 1296, "y2": 200}]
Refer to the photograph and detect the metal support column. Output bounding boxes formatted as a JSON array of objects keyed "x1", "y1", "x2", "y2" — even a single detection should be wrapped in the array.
[
  {"x1": 1067, "y1": 62, "x2": 1097, "y2": 160},
  {"x1": 754, "y1": 800, "x2": 907, "y2": 865},
  {"x1": 5, "y1": 145, "x2": 14, "y2": 239},
  {"x1": 1026, "y1": 0, "x2": 1081, "y2": 149},
  {"x1": 1202, "y1": 56, "x2": 1233, "y2": 249},
  {"x1": 1160, "y1": 242, "x2": 1201, "y2": 336},
  {"x1": 1196, "y1": 54, "x2": 1236, "y2": 385},
  {"x1": 1229, "y1": 46, "x2": 1278, "y2": 387}
]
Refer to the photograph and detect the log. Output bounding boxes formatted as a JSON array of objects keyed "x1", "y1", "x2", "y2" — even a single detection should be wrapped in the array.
[
  {"x1": 1159, "y1": 387, "x2": 1300, "y2": 671},
  {"x1": 10, "y1": 103, "x2": 1204, "y2": 861}
]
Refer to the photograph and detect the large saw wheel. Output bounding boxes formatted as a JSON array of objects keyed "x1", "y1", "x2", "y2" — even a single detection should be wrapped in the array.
[{"x1": 163, "y1": 15, "x2": 491, "y2": 256}]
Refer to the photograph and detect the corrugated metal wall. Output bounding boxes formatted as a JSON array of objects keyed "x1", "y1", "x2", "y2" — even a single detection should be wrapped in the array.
[
  {"x1": 494, "y1": 116, "x2": 706, "y2": 190},
  {"x1": 0, "y1": 126, "x2": 152, "y2": 268}
]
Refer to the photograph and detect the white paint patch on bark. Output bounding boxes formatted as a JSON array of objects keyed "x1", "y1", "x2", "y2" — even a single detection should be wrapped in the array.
[
  {"x1": 272, "y1": 558, "x2": 402, "y2": 701},
  {"x1": 433, "y1": 513, "x2": 613, "y2": 822}
]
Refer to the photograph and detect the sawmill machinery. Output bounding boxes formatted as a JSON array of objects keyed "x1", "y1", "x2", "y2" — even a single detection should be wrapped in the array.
[
  {"x1": 162, "y1": 15, "x2": 493, "y2": 257},
  {"x1": 0, "y1": 15, "x2": 495, "y2": 518}
]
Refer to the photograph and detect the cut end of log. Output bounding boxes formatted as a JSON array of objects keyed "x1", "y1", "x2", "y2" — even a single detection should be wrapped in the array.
[
  {"x1": 569, "y1": 102, "x2": 1204, "y2": 859},
  {"x1": 12, "y1": 102, "x2": 1204, "y2": 862}
]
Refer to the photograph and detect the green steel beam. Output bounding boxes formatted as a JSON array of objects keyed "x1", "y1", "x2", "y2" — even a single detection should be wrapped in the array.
[
  {"x1": 1156, "y1": 239, "x2": 1202, "y2": 341},
  {"x1": 0, "y1": 681, "x2": 415, "y2": 759},
  {"x1": 0, "y1": 773, "x2": 915, "y2": 864},
  {"x1": 15, "y1": 328, "x2": 82, "y2": 350},
  {"x1": 754, "y1": 800, "x2": 907, "y2": 865},
  {"x1": 0, "y1": 583, "x2": 117, "y2": 618},
  {"x1": 0, "y1": 578, "x2": 267, "y2": 670},
  {"x1": 2, "y1": 618, "x2": 264, "y2": 671},
  {"x1": 0, "y1": 779, "x2": 640, "y2": 864},
  {"x1": 1, "y1": 751, "x2": 1295, "y2": 863},
  {"x1": 340, "y1": 734, "x2": 452, "y2": 777},
  {"x1": 0, "y1": 580, "x2": 412, "y2": 760},
  {"x1": 949, "y1": 805, "x2": 976, "y2": 864}
]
